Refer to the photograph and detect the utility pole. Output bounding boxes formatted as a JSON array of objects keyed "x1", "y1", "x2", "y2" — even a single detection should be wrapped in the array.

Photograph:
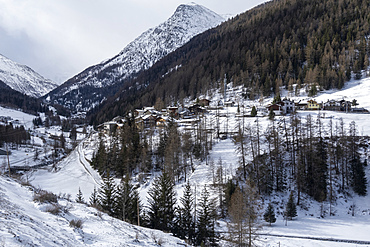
[{"x1": 6, "y1": 144, "x2": 10, "y2": 176}]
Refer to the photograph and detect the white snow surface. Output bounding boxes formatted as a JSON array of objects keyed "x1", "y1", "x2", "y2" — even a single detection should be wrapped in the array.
[
  {"x1": 0, "y1": 176, "x2": 186, "y2": 247},
  {"x1": 0, "y1": 54, "x2": 58, "y2": 98},
  {"x1": 31, "y1": 133, "x2": 103, "y2": 201}
]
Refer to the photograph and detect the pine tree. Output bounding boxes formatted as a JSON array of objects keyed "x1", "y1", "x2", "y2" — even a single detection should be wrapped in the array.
[
  {"x1": 76, "y1": 187, "x2": 85, "y2": 204},
  {"x1": 250, "y1": 106, "x2": 257, "y2": 117},
  {"x1": 91, "y1": 138, "x2": 107, "y2": 174},
  {"x1": 89, "y1": 186, "x2": 99, "y2": 207},
  {"x1": 350, "y1": 157, "x2": 367, "y2": 196},
  {"x1": 224, "y1": 179, "x2": 237, "y2": 209},
  {"x1": 115, "y1": 175, "x2": 141, "y2": 224},
  {"x1": 286, "y1": 191, "x2": 297, "y2": 220},
  {"x1": 177, "y1": 181, "x2": 195, "y2": 243},
  {"x1": 268, "y1": 108, "x2": 275, "y2": 120},
  {"x1": 196, "y1": 185, "x2": 217, "y2": 246},
  {"x1": 70, "y1": 126, "x2": 77, "y2": 141},
  {"x1": 98, "y1": 171, "x2": 117, "y2": 216},
  {"x1": 147, "y1": 172, "x2": 177, "y2": 232},
  {"x1": 263, "y1": 203, "x2": 276, "y2": 226},
  {"x1": 348, "y1": 121, "x2": 368, "y2": 196}
]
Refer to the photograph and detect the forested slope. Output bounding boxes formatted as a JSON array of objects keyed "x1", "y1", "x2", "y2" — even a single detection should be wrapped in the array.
[
  {"x1": 91, "y1": 0, "x2": 370, "y2": 125},
  {"x1": 0, "y1": 80, "x2": 47, "y2": 115}
]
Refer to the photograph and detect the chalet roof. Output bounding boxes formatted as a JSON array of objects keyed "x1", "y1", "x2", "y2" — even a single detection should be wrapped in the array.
[{"x1": 199, "y1": 98, "x2": 211, "y2": 102}]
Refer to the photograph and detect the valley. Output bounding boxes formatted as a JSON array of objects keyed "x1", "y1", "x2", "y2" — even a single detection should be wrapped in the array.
[{"x1": 1, "y1": 0, "x2": 370, "y2": 246}]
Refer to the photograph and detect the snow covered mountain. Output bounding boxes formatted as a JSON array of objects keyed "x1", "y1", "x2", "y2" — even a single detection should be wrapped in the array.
[
  {"x1": 0, "y1": 54, "x2": 58, "y2": 98},
  {"x1": 45, "y1": 2, "x2": 225, "y2": 112}
]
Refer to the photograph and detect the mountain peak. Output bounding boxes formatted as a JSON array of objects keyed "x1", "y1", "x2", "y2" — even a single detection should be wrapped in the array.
[
  {"x1": 172, "y1": 2, "x2": 223, "y2": 21},
  {"x1": 0, "y1": 54, "x2": 58, "y2": 98},
  {"x1": 47, "y1": 4, "x2": 224, "y2": 112}
]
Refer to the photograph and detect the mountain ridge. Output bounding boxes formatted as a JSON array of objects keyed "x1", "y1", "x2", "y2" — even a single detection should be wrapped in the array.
[
  {"x1": 91, "y1": 0, "x2": 370, "y2": 124},
  {"x1": 45, "y1": 2, "x2": 225, "y2": 112},
  {"x1": 0, "y1": 54, "x2": 58, "y2": 98}
]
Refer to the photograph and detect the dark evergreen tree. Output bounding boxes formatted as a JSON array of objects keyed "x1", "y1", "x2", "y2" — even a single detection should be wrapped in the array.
[
  {"x1": 196, "y1": 185, "x2": 217, "y2": 246},
  {"x1": 268, "y1": 108, "x2": 275, "y2": 120},
  {"x1": 350, "y1": 157, "x2": 367, "y2": 196},
  {"x1": 76, "y1": 187, "x2": 85, "y2": 204},
  {"x1": 89, "y1": 186, "x2": 99, "y2": 207},
  {"x1": 98, "y1": 171, "x2": 117, "y2": 216},
  {"x1": 179, "y1": 181, "x2": 196, "y2": 243},
  {"x1": 147, "y1": 172, "x2": 177, "y2": 232},
  {"x1": 250, "y1": 106, "x2": 257, "y2": 117},
  {"x1": 348, "y1": 121, "x2": 367, "y2": 196},
  {"x1": 286, "y1": 191, "x2": 297, "y2": 220},
  {"x1": 70, "y1": 126, "x2": 77, "y2": 141},
  {"x1": 115, "y1": 175, "x2": 141, "y2": 224},
  {"x1": 263, "y1": 203, "x2": 276, "y2": 226},
  {"x1": 272, "y1": 94, "x2": 281, "y2": 104},
  {"x1": 91, "y1": 138, "x2": 108, "y2": 174},
  {"x1": 224, "y1": 179, "x2": 237, "y2": 209}
]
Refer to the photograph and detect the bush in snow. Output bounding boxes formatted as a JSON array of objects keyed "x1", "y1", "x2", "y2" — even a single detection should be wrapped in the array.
[
  {"x1": 33, "y1": 190, "x2": 58, "y2": 204},
  {"x1": 69, "y1": 219, "x2": 83, "y2": 229}
]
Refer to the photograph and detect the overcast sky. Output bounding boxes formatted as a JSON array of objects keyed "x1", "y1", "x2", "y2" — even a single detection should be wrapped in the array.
[{"x1": 0, "y1": 0, "x2": 268, "y2": 83}]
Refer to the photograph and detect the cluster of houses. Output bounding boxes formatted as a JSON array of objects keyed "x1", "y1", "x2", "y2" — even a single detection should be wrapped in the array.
[
  {"x1": 98, "y1": 97, "x2": 368, "y2": 134},
  {"x1": 267, "y1": 98, "x2": 368, "y2": 115},
  {"x1": 98, "y1": 101, "x2": 211, "y2": 134}
]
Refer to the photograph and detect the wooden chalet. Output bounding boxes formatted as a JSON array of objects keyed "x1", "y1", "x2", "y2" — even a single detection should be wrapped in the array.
[
  {"x1": 323, "y1": 100, "x2": 341, "y2": 111},
  {"x1": 189, "y1": 104, "x2": 207, "y2": 115},
  {"x1": 156, "y1": 117, "x2": 167, "y2": 127},
  {"x1": 198, "y1": 98, "x2": 211, "y2": 107},
  {"x1": 267, "y1": 104, "x2": 282, "y2": 115},
  {"x1": 167, "y1": 106, "x2": 179, "y2": 118},
  {"x1": 306, "y1": 100, "x2": 321, "y2": 110}
]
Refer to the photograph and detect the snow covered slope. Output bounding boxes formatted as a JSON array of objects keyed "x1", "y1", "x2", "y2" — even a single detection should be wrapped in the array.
[
  {"x1": 0, "y1": 54, "x2": 58, "y2": 98},
  {"x1": 1, "y1": 75, "x2": 369, "y2": 246},
  {"x1": 0, "y1": 176, "x2": 186, "y2": 246},
  {"x1": 46, "y1": 2, "x2": 224, "y2": 112}
]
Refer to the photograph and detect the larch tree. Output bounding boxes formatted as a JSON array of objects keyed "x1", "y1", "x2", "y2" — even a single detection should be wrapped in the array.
[{"x1": 227, "y1": 179, "x2": 261, "y2": 247}]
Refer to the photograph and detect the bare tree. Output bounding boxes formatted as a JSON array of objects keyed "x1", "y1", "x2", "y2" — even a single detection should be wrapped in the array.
[{"x1": 227, "y1": 179, "x2": 262, "y2": 247}]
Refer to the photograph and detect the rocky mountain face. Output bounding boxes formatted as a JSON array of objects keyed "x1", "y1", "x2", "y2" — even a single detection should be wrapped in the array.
[
  {"x1": 0, "y1": 54, "x2": 58, "y2": 98},
  {"x1": 45, "y1": 3, "x2": 224, "y2": 112}
]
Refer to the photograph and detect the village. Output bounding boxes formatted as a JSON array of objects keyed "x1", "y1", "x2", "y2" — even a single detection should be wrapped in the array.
[{"x1": 98, "y1": 96, "x2": 369, "y2": 135}]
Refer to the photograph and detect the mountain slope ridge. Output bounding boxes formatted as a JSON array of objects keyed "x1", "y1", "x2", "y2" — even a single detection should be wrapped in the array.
[
  {"x1": 92, "y1": 0, "x2": 370, "y2": 124},
  {"x1": 0, "y1": 54, "x2": 58, "y2": 98},
  {"x1": 46, "y1": 2, "x2": 224, "y2": 112}
]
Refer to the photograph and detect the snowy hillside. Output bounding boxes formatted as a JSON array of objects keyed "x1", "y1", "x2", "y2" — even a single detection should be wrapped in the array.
[
  {"x1": 0, "y1": 176, "x2": 186, "y2": 246},
  {"x1": 46, "y1": 2, "x2": 225, "y2": 112},
  {"x1": 13, "y1": 76, "x2": 369, "y2": 246},
  {"x1": 1, "y1": 69, "x2": 369, "y2": 247},
  {"x1": 0, "y1": 54, "x2": 58, "y2": 98}
]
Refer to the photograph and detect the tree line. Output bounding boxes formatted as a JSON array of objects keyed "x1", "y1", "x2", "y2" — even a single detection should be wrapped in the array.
[
  {"x1": 90, "y1": 115, "x2": 211, "y2": 181},
  {"x1": 0, "y1": 123, "x2": 30, "y2": 147},
  {"x1": 233, "y1": 114, "x2": 368, "y2": 205}
]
